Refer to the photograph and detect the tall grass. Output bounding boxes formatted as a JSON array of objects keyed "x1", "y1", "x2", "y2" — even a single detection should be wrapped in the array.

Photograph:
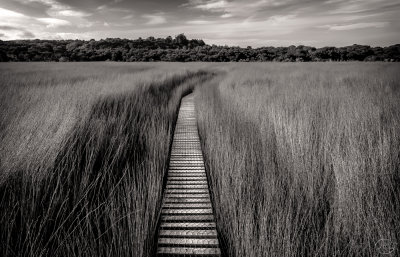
[
  {"x1": 196, "y1": 63, "x2": 400, "y2": 256},
  {"x1": 0, "y1": 62, "x2": 154, "y2": 182},
  {"x1": 0, "y1": 63, "x2": 214, "y2": 256}
]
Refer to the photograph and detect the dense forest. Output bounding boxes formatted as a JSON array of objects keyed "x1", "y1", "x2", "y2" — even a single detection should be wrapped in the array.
[{"x1": 0, "y1": 34, "x2": 399, "y2": 62}]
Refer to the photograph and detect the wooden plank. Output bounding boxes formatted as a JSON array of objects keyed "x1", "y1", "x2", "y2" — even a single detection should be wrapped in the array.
[
  {"x1": 166, "y1": 188, "x2": 208, "y2": 194},
  {"x1": 159, "y1": 230, "x2": 217, "y2": 237},
  {"x1": 158, "y1": 238, "x2": 219, "y2": 246},
  {"x1": 165, "y1": 192, "x2": 209, "y2": 197},
  {"x1": 167, "y1": 173, "x2": 205, "y2": 177},
  {"x1": 164, "y1": 198, "x2": 211, "y2": 203},
  {"x1": 167, "y1": 175, "x2": 206, "y2": 179},
  {"x1": 169, "y1": 165, "x2": 205, "y2": 168},
  {"x1": 169, "y1": 161, "x2": 204, "y2": 164},
  {"x1": 157, "y1": 247, "x2": 220, "y2": 256},
  {"x1": 168, "y1": 175, "x2": 204, "y2": 179},
  {"x1": 167, "y1": 177, "x2": 207, "y2": 181},
  {"x1": 163, "y1": 203, "x2": 211, "y2": 208},
  {"x1": 167, "y1": 173, "x2": 206, "y2": 176},
  {"x1": 168, "y1": 166, "x2": 205, "y2": 169},
  {"x1": 166, "y1": 181, "x2": 207, "y2": 184},
  {"x1": 171, "y1": 149, "x2": 202, "y2": 151},
  {"x1": 170, "y1": 154, "x2": 203, "y2": 156},
  {"x1": 169, "y1": 159, "x2": 203, "y2": 161},
  {"x1": 167, "y1": 172, "x2": 205, "y2": 175},
  {"x1": 161, "y1": 215, "x2": 214, "y2": 221},
  {"x1": 169, "y1": 156, "x2": 202, "y2": 158},
  {"x1": 160, "y1": 222, "x2": 216, "y2": 229},
  {"x1": 168, "y1": 176, "x2": 206, "y2": 179},
  {"x1": 162, "y1": 209, "x2": 213, "y2": 215},
  {"x1": 168, "y1": 164, "x2": 205, "y2": 167},
  {"x1": 164, "y1": 194, "x2": 209, "y2": 198},
  {"x1": 166, "y1": 184, "x2": 208, "y2": 189}
]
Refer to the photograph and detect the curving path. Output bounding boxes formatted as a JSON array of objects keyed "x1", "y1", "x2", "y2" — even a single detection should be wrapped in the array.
[{"x1": 156, "y1": 94, "x2": 221, "y2": 256}]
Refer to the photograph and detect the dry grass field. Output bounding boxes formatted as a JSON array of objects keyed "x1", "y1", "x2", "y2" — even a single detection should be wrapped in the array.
[
  {"x1": 1, "y1": 62, "x2": 399, "y2": 257},
  {"x1": 0, "y1": 62, "x2": 214, "y2": 256},
  {"x1": 195, "y1": 63, "x2": 400, "y2": 256}
]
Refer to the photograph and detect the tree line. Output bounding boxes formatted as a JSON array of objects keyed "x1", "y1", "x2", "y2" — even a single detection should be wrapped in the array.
[{"x1": 0, "y1": 34, "x2": 399, "y2": 62}]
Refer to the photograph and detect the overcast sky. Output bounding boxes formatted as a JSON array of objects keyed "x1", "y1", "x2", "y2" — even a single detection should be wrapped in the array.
[{"x1": 0, "y1": 0, "x2": 399, "y2": 47}]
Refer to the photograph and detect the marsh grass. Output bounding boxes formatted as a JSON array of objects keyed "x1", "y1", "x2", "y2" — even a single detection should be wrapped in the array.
[
  {"x1": 2, "y1": 62, "x2": 399, "y2": 257},
  {"x1": 0, "y1": 63, "x2": 214, "y2": 256},
  {"x1": 196, "y1": 63, "x2": 400, "y2": 256}
]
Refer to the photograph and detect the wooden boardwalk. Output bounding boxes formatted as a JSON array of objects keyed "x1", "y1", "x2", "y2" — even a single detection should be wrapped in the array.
[{"x1": 156, "y1": 94, "x2": 221, "y2": 256}]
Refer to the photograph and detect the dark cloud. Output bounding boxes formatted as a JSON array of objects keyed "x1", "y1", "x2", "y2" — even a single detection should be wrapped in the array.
[
  {"x1": 0, "y1": 25, "x2": 19, "y2": 30},
  {"x1": 1, "y1": 0, "x2": 51, "y2": 17},
  {"x1": 55, "y1": 0, "x2": 187, "y2": 12},
  {"x1": 55, "y1": 0, "x2": 110, "y2": 10},
  {"x1": 19, "y1": 31, "x2": 35, "y2": 38},
  {"x1": 0, "y1": 25, "x2": 35, "y2": 39}
]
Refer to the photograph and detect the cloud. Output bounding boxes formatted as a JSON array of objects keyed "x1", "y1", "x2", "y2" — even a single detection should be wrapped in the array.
[
  {"x1": 327, "y1": 0, "x2": 399, "y2": 15},
  {"x1": 321, "y1": 22, "x2": 389, "y2": 31},
  {"x1": 266, "y1": 15, "x2": 296, "y2": 25},
  {"x1": 54, "y1": 32, "x2": 89, "y2": 39},
  {"x1": 0, "y1": 25, "x2": 35, "y2": 39},
  {"x1": 19, "y1": 31, "x2": 35, "y2": 38},
  {"x1": 0, "y1": 7, "x2": 25, "y2": 18},
  {"x1": 184, "y1": 0, "x2": 228, "y2": 12},
  {"x1": 57, "y1": 9, "x2": 91, "y2": 17},
  {"x1": 143, "y1": 14, "x2": 166, "y2": 25},
  {"x1": 0, "y1": 25, "x2": 19, "y2": 30},
  {"x1": 194, "y1": 0, "x2": 227, "y2": 11},
  {"x1": 221, "y1": 13, "x2": 232, "y2": 18},
  {"x1": 122, "y1": 14, "x2": 134, "y2": 19},
  {"x1": 37, "y1": 18, "x2": 71, "y2": 28},
  {"x1": 77, "y1": 22, "x2": 96, "y2": 28},
  {"x1": 0, "y1": 0, "x2": 51, "y2": 17},
  {"x1": 187, "y1": 20, "x2": 213, "y2": 25}
]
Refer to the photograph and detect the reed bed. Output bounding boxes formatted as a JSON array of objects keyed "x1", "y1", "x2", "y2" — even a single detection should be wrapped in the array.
[{"x1": 196, "y1": 63, "x2": 400, "y2": 256}]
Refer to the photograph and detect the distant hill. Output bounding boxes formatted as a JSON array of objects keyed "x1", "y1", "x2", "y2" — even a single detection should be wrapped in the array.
[{"x1": 0, "y1": 34, "x2": 399, "y2": 62}]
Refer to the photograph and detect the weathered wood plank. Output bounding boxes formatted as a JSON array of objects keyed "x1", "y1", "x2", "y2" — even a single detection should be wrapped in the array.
[
  {"x1": 161, "y1": 215, "x2": 214, "y2": 221},
  {"x1": 167, "y1": 176, "x2": 206, "y2": 180},
  {"x1": 168, "y1": 172, "x2": 206, "y2": 178},
  {"x1": 158, "y1": 238, "x2": 219, "y2": 246},
  {"x1": 157, "y1": 247, "x2": 221, "y2": 256},
  {"x1": 167, "y1": 172, "x2": 206, "y2": 175},
  {"x1": 164, "y1": 194, "x2": 210, "y2": 198},
  {"x1": 159, "y1": 229, "x2": 217, "y2": 237},
  {"x1": 168, "y1": 167, "x2": 205, "y2": 170},
  {"x1": 165, "y1": 189, "x2": 209, "y2": 194},
  {"x1": 160, "y1": 222, "x2": 216, "y2": 229},
  {"x1": 166, "y1": 184, "x2": 208, "y2": 189},
  {"x1": 164, "y1": 198, "x2": 211, "y2": 203},
  {"x1": 166, "y1": 181, "x2": 208, "y2": 185},
  {"x1": 162, "y1": 209, "x2": 213, "y2": 215}
]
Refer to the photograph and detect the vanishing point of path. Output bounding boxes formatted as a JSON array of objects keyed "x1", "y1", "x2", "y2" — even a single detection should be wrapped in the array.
[{"x1": 156, "y1": 94, "x2": 221, "y2": 256}]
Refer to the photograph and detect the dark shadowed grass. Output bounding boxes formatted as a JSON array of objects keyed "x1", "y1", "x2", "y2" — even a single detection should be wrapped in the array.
[
  {"x1": 196, "y1": 63, "x2": 400, "y2": 257},
  {"x1": 0, "y1": 64, "x2": 214, "y2": 256}
]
